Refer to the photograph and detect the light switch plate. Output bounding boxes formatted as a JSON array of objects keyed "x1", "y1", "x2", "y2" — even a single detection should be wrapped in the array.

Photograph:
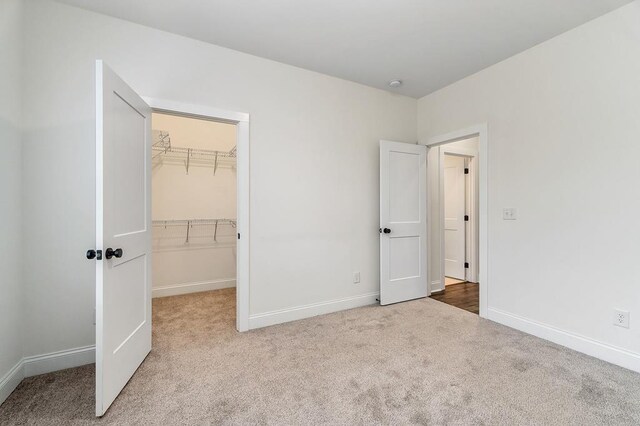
[{"x1": 503, "y1": 208, "x2": 517, "y2": 220}]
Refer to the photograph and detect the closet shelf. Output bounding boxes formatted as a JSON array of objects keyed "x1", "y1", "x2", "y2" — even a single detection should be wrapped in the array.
[
  {"x1": 152, "y1": 130, "x2": 236, "y2": 175},
  {"x1": 153, "y1": 218, "x2": 237, "y2": 243}
]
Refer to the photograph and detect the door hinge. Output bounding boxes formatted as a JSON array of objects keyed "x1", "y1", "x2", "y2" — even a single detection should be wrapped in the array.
[
  {"x1": 464, "y1": 215, "x2": 469, "y2": 221},
  {"x1": 464, "y1": 168, "x2": 469, "y2": 174},
  {"x1": 237, "y1": 233, "x2": 240, "y2": 240},
  {"x1": 464, "y1": 262, "x2": 469, "y2": 268}
]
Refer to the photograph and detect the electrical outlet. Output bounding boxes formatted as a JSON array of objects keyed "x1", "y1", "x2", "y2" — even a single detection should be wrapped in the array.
[
  {"x1": 353, "y1": 272, "x2": 361, "y2": 284},
  {"x1": 503, "y1": 208, "x2": 517, "y2": 220},
  {"x1": 613, "y1": 309, "x2": 630, "y2": 328}
]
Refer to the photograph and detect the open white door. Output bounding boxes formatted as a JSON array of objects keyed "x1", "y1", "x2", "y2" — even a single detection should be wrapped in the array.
[
  {"x1": 443, "y1": 154, "x2": 466, "y2": 280},
  {"x1": 379, "y1": 140, "x2": 428, "y2": 305},
  {"x1": 95, "y1": 61, "x2": 152, "y2": 416}
]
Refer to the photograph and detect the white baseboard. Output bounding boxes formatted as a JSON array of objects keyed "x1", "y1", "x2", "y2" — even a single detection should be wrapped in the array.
[
  {"x1": 488, "y1": 307, "x2": 640, "y2": 373},
  {"x1": 0, "y1": 345, "x2": 95, "y2": 406},
  {"x1": 249, "y1": 292, "x2": 380, "y2": 330},
  {"x1": 152, "y1": 278, "x2": 236, "y2": 298},
  {"x1": 430, "y1": 280, "x2": 443, "y2": 293},
  {"x1": 0, "y1": 360, "x2": 23, "y2": 406},
  {"x1": 23, "y1": 345, "x2": 95, "y2": 377}
]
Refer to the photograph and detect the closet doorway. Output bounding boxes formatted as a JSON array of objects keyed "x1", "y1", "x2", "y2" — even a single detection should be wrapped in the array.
[{"x1": 147, "y1": 99, "x2": 250, "y2": 332}]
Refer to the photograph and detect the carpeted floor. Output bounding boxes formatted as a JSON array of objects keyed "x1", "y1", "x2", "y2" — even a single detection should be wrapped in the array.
[{"x1": 2, "y1": 288, "x2": 640, "y2": 425}]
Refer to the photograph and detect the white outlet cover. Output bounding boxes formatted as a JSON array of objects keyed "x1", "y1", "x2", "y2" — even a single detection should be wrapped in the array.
[
  {"x1": 353, "y1": 272, "x2": 361, "y2": 283},
  {"x1": 614, "y1": 309, "x2": 630, "y2": 328},
  {"x1": 503, "y1": 208, "x2": 517, "y2": 220}
]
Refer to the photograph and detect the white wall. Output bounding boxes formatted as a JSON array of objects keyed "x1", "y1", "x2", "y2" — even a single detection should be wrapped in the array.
[
  {"x1": 418, "y1": 1, "x2": 640, "y2": 370},
  {"x1": 21, "y1": 0, "x2": 416, "y2": 357},
  {"x1": 152, "y1": 115, "x2": 237, "y2": 296},
  {"x1": 427, "y1": 137, "x2": 478, "y2": 292},
  {"x1": 0, "y1": 0, "x2": 25, "y2": 403}
]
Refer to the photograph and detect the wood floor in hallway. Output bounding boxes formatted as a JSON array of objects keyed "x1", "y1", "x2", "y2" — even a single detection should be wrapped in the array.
[{"x1": 429, "y1": 281, "x2": 479, "y2": 314}]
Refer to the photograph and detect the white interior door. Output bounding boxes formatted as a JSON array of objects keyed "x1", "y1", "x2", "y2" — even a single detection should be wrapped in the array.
[
  {"x1": 379, "y1": 140, "x2": 428, "y2": 305},
  {"x1": 95, "y1": 60, "x2": 152, "y2": 417},
  {"x1": 443, "y1": 154, "x2": 466, "y2": 280}
]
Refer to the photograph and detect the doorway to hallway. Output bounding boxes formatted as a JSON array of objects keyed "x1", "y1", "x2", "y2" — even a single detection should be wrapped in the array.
[{"x1": 427, "y1": 135, "x2": 480, "y2": 315}]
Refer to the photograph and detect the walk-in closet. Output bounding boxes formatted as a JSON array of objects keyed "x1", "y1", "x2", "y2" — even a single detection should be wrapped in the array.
[{"x1": 151, "y1": 113, "x2": 237, "y2": 302}]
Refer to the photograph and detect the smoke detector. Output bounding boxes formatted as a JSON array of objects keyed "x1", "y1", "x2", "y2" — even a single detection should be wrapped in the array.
[{"x1": 388, "y1": 80, "x2": 403, "y2": 88}]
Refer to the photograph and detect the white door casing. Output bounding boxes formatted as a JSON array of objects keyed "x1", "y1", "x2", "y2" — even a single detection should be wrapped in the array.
[
  {"x1": 379, "y1": 140, "x2": 428, "y2": 305},
  {"x1": 425, "y1": 124, "x2": 487, "y2": 317},
  {"x1": 443, "y1": 154, "x2": 466, "y2": 280},
  {"x1": 95, "y1": 60, "x2": 152, "y2": 416}
]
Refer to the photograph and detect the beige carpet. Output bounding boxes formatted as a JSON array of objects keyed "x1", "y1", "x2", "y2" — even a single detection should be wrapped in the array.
[{"x1": 1, "y1": 288, "x2": 640, "y2": 425}]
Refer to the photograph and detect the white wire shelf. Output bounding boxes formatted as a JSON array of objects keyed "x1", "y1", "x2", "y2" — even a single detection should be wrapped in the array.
[
  {"x1": 153, "y1": 218, "x2": 237, "y2": 244},
  {"x1": 152, "y1": 130, "x2": 236, "y2": 175}
]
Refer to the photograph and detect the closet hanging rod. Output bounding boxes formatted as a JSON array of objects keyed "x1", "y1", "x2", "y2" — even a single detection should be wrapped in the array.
[
  {"x1": 152, "y1": 129, "x2": 236, "y2": 174},
  {"x1": 152, "y1": 218, "x2": 237, "y2": 227},
  {"x1": 152, "y1": 145, "x2": 237, "y2": 158},
  {"x1": 152, "y1": 130, "x2": 236, "y2": 158},
  {"x1": 152, "y1": 218, "x2": 237, "y2": 243}
]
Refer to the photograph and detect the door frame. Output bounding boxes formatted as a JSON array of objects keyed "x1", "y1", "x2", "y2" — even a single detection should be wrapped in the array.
[
  {"x1": 143, "y1": 97, "x2": 251, "y2": 332},
  {"x1": 422, "y1": 124, "x2": 488, "y2": 318},
  {"x1": 440, "y1": 147, "x2": 478, "y2": 284}
]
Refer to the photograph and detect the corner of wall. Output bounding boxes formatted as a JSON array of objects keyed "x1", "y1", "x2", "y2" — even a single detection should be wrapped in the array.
[
  {"x1": 0, "y1": 361, "x2": 24, "y2": 406},
  {"x1": 0, "y1": 0, "x2": 26, "y2": 406}
]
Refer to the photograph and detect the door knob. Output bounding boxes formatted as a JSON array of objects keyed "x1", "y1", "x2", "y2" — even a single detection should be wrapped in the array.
[
  {"x1": 105, "y1": 248, "x2": 123, "y2": 259},
  {"x1": 383, "y1": 228, "x2": 391, "y2": 234},
  {"x1": 86, "y1": 249, "x2": 102, "y2": 260}
]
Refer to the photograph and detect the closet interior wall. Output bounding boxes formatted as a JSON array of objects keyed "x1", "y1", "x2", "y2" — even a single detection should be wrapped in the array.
[{"x1": 151, "y1": 113, "x2": 237, "y2": 297}]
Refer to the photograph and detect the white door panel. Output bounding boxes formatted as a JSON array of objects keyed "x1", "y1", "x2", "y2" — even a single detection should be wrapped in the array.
[
  {"x1": 95, "y1": 60, "x2": 152, "y2": 417},
  {"x1": 380, "y1": 140, "x2": 427, "y2": 305},
  {"x1": 443, "y1": 154, "x2": 465, "y2": 280}
]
